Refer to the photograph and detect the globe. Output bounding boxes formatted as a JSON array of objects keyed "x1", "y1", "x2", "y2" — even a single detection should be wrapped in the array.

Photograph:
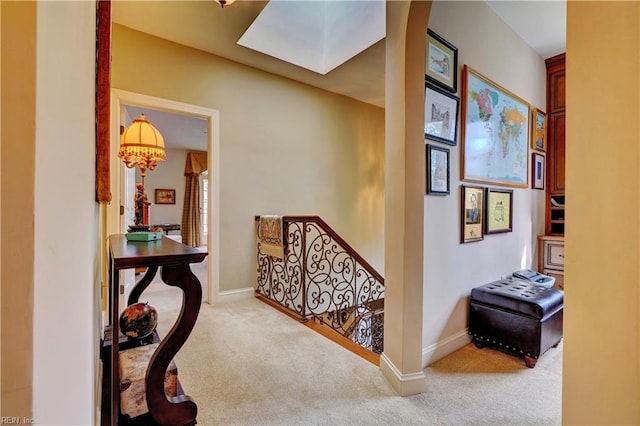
[{"x1": 119, "y1": 302, "x2": 158, "y2": 340}]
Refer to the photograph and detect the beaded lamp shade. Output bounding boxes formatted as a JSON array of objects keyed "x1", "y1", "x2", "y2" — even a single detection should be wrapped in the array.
[{"x1": 118, "y1": 113, "x2": 166, "y2": 177}]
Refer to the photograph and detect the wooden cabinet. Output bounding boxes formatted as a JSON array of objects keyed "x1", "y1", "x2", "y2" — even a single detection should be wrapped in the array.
[
  {"x1": 538, "y1": 235, "x2": 564, "y2": 290},
  {"x1": 539, "y1": 54, "x2": 566, "y2": 289},
  {"x1": 545, "y1": 53, "x2": 566, "y2": 236}
]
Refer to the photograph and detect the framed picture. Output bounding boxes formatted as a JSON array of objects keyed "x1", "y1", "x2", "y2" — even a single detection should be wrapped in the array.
[
  {"x1": 485, "y1": 187, "x2": 513, "y2": 234},
  {"x1": 426, "y1": 144, "x2": 450, "y2": 195},
  {"x1": 155, "y1": 188, "x2": 176, "y2": 205},
  {"x1": 461, "y1": 65, "x2": 531, "y2": 188},
  {"x1": 425, "y1": 83, "x2": 459, "y2": 145},
  {"x1": 531, "y1": 108, "x2": 547, "y2": 152},
  {"x1": 426, "y1": 29, "x2": 458, "y2": 93},
  {"x1": 461, "y1": 185, "x2": 484, "y2": 243},
  {"x1": 532, "y1": 152, "x2": 545, "y2": 190}
]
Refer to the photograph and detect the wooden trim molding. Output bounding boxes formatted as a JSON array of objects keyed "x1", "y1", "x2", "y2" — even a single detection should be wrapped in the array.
[{"x1": 96, "y1": 0, "x2": 111, "y2": 202}]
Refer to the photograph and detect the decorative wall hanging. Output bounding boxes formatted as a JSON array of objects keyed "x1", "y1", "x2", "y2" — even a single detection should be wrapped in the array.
[
  {"x1": 155, "y1": 188, "x2": 176, "y2": 205},
  {"x1": 426, "y1": 29, "x2": 458, "y2": 93},
  {"x1": 485, "y1": 187, "x2": 513, "y2": 234},
  {"x1": 532, "y1": 153, "x2": 545, "y2": 190},
  {"x1": 461, "y1": 184, "x2": 484, "y2": 243},
  {"x1": 425, "y1": 83, "x2": 459, "y2": 146},
  {"x1": 531, "y1": 108, "x2": 547, "y2": 152},
  {"x1": 426, "y1": 144, "x2": 450, "y2": 195},
  {"x1": 461, "y1": 65, "x2": 531, "y2": 188}
]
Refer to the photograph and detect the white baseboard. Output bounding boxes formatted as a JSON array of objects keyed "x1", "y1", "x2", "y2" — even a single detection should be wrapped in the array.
[
  {"x1": 379, "y1": 353, "x2": 428, "y2": 396},
  {"x1": 215, "y1": 286, "x2": 255, "y2": 303},
  {"x1": 422, "y1": 328, "x2": 472, "y2": 367}
]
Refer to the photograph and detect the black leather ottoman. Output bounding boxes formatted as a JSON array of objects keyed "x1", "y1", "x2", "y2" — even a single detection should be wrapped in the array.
[{"x1": 468, "y1": 279, "x2": 563, "y2": 368}]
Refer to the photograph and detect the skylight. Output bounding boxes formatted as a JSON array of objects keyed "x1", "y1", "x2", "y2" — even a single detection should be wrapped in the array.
[{"x1": 237, "y1": 0, "x2": 385, "y2": 75}]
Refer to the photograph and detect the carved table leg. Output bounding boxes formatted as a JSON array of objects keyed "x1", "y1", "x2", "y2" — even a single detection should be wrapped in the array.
[
  {"x1": 127, "y1": 265, "x2": 159, "y2": 306},
  {"x1": 146, "y1": 264, "x2": 202, "y2": 426}
]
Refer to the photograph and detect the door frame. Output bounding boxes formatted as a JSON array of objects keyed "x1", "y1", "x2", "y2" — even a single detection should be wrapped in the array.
[{"x1": 109, "y1": 88, "x2": 221, "y2": 304}]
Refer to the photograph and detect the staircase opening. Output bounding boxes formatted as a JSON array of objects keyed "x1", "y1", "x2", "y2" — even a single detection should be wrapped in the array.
[{"x1": 255, "y1": 216, "x2": 384, "y2": 364}]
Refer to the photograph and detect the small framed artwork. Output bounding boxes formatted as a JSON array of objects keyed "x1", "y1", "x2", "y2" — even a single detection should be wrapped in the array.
[
  {"x1": 155, "y1": 188, "x2": 176, "y2": 205},
  {"x1": 531, "y1": 108, "x2": 547, "y2": 152},
  {"x1": 426, "y1": 144, "x2": 450, "y2": 195},
  {"x1": 461, "y1": 185, "x2": 484, "y2": 243},
  {"x1": 426, "y1": 29, "x2": 458, "y2": 93},
  {"x1": 425, "y1": 83, "x2": 459, "y2": 145},
  {"x1": 485, "y1": 187, "x2": 513, "y2": 234},
  {"x1": 532, "y1": 153, "x2": 545, "y2": 190}
]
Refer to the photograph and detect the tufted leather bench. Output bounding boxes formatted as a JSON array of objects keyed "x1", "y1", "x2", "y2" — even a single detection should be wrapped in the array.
[{"x1": 468, "y1": 279, "x2": 563, "y2": 368}]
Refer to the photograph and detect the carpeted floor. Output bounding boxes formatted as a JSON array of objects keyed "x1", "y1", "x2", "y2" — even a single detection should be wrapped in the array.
[{"x1": 140, "y1": 281, "x2": 562, "y2": 426}]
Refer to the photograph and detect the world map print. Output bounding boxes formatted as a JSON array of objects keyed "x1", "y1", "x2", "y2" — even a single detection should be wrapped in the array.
[{"x1": 463, "y1": 67, "x2": 530, "y2": 187}]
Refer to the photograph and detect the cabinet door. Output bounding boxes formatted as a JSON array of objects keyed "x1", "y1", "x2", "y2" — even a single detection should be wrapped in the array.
[
  {"x1": 548, "y1": 112, "x2": 565, "y2": 193},
  {"x1": 546, "y1": 54, "x2": 565, "y2": 114},
  {"x1": 547, "y1": 69, "x2": 565, "y2": 113}
]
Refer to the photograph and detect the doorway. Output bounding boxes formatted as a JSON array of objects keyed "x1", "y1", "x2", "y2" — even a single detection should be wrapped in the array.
[{"x1": 109, "y1": 89, "x2": 220, "y2": 304}]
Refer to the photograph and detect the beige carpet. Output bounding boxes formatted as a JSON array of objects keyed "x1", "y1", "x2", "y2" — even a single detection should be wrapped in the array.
[{"x1": 141, "y1": 283, "x2": 562, "y2": 426}]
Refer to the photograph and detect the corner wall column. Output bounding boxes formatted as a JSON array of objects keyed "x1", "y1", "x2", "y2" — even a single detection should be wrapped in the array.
[{"x1": 381, "y1": 0, "x2": 431, "y2": 396}]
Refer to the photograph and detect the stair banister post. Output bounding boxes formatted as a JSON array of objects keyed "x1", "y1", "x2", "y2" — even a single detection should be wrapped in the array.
[{"x1": 301, "y1": 217, "x2": 307, "y2": 319}]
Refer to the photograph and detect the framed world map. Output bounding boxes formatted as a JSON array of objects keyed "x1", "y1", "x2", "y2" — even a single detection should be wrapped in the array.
[{"x1": 461, "y1": 65, "x2": 531, "y2": 188}]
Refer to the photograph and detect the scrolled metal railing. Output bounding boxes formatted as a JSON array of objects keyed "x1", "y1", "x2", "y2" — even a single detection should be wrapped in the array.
[{"x1": 255, "y1": 216, "x2": 384, "y2": 354}]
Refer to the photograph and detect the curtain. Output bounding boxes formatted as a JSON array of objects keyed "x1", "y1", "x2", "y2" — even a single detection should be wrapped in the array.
[{"x1": 181, "y1": 151, "x2": 208, "y2": 247}]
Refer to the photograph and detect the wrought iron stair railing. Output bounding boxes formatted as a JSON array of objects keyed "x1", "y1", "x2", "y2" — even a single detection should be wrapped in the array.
[{"x1": 255, "y1": 216, "x2": 384, "y2": 354}]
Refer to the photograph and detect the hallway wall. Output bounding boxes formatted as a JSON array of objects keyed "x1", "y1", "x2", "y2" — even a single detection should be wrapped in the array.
[
  {"x1": 144, "y1": 148, "x2": 189, "y2": 227},
  {"x1": 111, "y1": 25, "x2": 386, "y2": 294},
  {"x1": 422, "y1": 1, "x2": 547, "y2": 364}
]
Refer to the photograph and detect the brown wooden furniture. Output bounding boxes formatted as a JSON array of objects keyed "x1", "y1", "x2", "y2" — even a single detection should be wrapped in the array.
[
  {"x1": 537, "y1": 235, "x2": 565, "y2": 290},
  {"x1": 151, "y1": 224, "x2": 181, "y2": 235},
  {"x1": 545, "y1": 53, "x2": 565, "y2": 235},
  {"x1": 104, "y1": 235, "x2": 207, "y2": 426}
]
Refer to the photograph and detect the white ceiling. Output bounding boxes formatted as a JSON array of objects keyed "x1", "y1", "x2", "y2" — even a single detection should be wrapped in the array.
[
  {"x1": 115, "y1": 0, "x2": 566, "y2": 151},
  {"x1": 486, "y1": 1, "x2": 566, "y2": 60}
]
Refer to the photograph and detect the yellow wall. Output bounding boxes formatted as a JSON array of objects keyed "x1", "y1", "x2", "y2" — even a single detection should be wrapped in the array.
[
  {"x1": 564, "y1": 2, "x2": 640, "y2": 423},
  {"x1": 0, "y1": 1, "x2": 36, "y2": 417},
  {"x1": 111, "y1": 25, "x2": 386, "y2": 293},
  {"x1": 32, "y1": 2, "x2": 98, "y2": 423}
]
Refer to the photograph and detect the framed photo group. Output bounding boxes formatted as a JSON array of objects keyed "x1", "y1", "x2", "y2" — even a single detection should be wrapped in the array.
[
  {"x1": 425, "y1": 28, "x2": 459, "y2": 151},
  {"x1": 460, "y1": 185, "x2": 513, "y2": 243},
  {"x1": 425, "y1": 29, "x2": 458, "y2": 199},
  {"x1": 424, "y1": 28, "x2": 543, "y2": 245}
]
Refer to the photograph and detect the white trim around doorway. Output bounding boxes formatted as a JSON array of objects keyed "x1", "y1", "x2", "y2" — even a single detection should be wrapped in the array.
[{"x1": 110, "y1": 89, "x2": 221, "y2": 305}]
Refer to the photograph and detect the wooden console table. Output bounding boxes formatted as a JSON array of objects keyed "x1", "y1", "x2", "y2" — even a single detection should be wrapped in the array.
[{"x1": 105, "y1": 235, "x2": 207, "y2": 426}]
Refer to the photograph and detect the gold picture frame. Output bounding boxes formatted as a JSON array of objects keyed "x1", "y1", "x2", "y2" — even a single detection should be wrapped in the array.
[
  {"x1": 531, "y1": 108, "x2": 547, "y2": 152},
  {"x1": 461, "y1": 65, "x2": 531, "y2": 188},
  {"x1": 155, "y1": 188, "x2": 176, "y2": 205},
  {"x1": 485, "y1": 187, "x2": 513, "y2": 234},
  {"x1": 461, "y1": 185, "x2": 484, "y2": 243}
]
